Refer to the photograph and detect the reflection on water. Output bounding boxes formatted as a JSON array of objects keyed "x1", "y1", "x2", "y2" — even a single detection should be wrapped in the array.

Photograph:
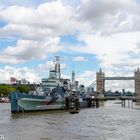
[{"x1": 0, "y1": 101, "x2": 140, "y2": 140}]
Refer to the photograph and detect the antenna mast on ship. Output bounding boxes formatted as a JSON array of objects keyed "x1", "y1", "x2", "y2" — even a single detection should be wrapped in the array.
[
  {"x1": 71, "y1": 70, "x2": 75, "y2": 90},
  {"x1": 54, "y1": 56, "x2": 61, "y2": 80}
]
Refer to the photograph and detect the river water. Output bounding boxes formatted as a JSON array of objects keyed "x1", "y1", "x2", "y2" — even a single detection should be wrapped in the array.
[{"x1": 0, "y1": 101, "x2": 140, "y2": 140}]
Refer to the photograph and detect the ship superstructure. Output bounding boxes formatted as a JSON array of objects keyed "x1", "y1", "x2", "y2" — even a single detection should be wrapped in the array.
[{"x1": 41, "y1": 56, "x2": 62, "y2": 93}]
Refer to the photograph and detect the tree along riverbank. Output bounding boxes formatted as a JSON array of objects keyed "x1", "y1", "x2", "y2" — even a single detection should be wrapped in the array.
[{"x1": 0, "y1": 84, "x2": 30, "y2": 97}]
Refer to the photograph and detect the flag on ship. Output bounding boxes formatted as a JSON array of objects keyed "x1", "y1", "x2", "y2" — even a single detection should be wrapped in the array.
[{"x1": 10, "y1": 77, "x2": 17, "y2": 84}]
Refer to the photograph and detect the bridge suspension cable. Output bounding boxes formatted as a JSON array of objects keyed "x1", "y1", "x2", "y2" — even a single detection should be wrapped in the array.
[{"x1": 86, "y1": 80, "x2": 96, "y2": 90}]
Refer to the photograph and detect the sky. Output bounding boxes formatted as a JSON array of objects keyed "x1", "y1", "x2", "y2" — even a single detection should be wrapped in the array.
[{"x1": 0, "y1": 0, "x2": 140, "y2": 91}]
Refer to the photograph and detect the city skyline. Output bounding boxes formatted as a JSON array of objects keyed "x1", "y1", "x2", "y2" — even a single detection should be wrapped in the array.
[{"x1": 0, "y1": 0, "x2": 140, "y2": 91}]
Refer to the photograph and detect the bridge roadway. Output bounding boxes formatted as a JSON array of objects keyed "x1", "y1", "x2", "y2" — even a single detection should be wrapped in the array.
[
  {"x1": 93, "y1": 96, "x2": 140, "y2": 101},
  {"x1": 90, "y1": 96, "x2": 140, "y2": 108}
]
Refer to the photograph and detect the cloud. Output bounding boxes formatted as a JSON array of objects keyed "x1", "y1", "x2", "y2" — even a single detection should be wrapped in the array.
[
  {"x1": 39, "y1": 60, "x2": 66, "y2": 71},
  {"x1": 1, "y1": 0, "x2": 139, "y2": 65},
  {"x1": 0, "y1": 38, "x2": 62, "y2": 64},
  {"x1": 38, "y1": 61, "x2": 55, "y2": 71},
  {"x1": 0, "y1": 66, "x2": 40, "y2": 83},
  {"x1": 0, "y1": 0, "x2": 91, "y2": 64},
  {"x1": 0, "y1": 1, "x2": 84, "y2": 64},
  {"x1": 70, "y1": 32, "x2": 140, "y2": 72},
  {"x1": 105, "y1": 80, "x2": 134, "y2": 92},
  {"x1": 0, "y1": 0, "x2": 56, "y2": 8},
  {"x1": 76, "y1": 70, "x2": 96, "y2": 86},
  {"x1": 73, "y1": 56, "x2": 88, "y2": 62},
  {"x1": 0, "y1": 1, "x2": 82, "y2": 37},
  {"x1": 77, "y1": 0, "x2": 140, "y2": 34}
]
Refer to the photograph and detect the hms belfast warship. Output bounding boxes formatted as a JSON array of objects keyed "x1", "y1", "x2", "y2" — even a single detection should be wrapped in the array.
[{"x1": 9, "y1": 56, "x2": 91, "y2": 113}]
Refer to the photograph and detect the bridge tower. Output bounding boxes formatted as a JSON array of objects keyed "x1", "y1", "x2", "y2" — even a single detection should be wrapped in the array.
[
  {"x1": 96, "y1": 68, "x2": 105, "y2": 96},
  {"x1": 134, "y1": 68, "x2": 140, "y2": 96}
]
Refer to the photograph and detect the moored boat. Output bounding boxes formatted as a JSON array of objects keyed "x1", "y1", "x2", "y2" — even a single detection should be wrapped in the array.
[
  {"x1": 0, "y1": 97, "x2": 9, "y2": 103},
  {"x1": 9, "y1": 56, "x2": 92, "y2": 113},
  {"x1": 9, "y1": 86, "x2": 90, "y2": 112}
]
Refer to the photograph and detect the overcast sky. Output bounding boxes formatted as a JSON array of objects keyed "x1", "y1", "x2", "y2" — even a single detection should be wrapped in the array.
[{"x1": 0, "y1": 0, "x2": 140, "y2": 91}]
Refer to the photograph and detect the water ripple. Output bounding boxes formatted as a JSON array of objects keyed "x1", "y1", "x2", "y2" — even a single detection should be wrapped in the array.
[{"x1": 0, "y1": 102, "x2": 140, "y2": 140}]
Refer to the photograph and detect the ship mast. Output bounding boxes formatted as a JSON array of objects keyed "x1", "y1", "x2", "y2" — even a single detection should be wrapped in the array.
[
  {"x1": 72, "y1": 71, "x2": 75, "y2": 85},
  {"x1": 71, "y1": 70, "x2": 75, "y2": 89},
  {"x1": 54, "y1": 56, "x2": 61, "y2": 80}
]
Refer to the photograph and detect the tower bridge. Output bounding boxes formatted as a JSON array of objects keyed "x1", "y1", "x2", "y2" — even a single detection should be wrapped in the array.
[{"x1": 96, "y1": 68, "x2": 140, "y2": 97}]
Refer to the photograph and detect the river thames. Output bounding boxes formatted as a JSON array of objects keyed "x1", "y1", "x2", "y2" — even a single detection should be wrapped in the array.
[{"x1": 0, "y1": 101, "x2": 140, "y2": 140}]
